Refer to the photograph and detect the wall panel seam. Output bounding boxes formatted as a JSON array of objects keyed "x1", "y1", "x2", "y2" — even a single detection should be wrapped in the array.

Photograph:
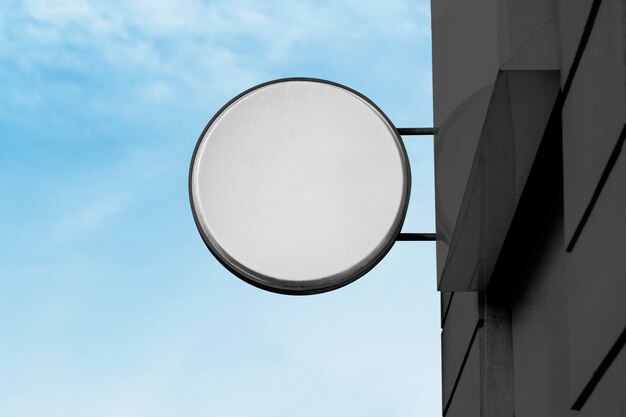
[
  {"x1": 561, "y1": 0, "x2": 603, "y2": 99},
  {"x1": 572, "y1": 325, "x2": 626, "y2": 410},
  {"x1": 441, "y1": 292, "x2": 455, "y2": 328},
  {"x1": 443, "y1": 318, "x2": 485, "y2": 416},
  {"x1": 566, "y1": 123, "x2": 626, "y2": 251}
]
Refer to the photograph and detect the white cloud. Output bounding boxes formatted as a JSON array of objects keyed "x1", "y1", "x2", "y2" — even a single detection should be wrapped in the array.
[
  {"x1": 24, "y1": 0, "x2": 97, "y2": 25},
  {"x1": 51, "y1": 193, "x2": 127, "y2": 243},
  {"x1": 47, "y1": 143, "x2": 178, "y2": 244},
  {"x1": 4, "y1": 0, "x2": 430, "y2": 108},
  {"x1": 138, "y1": 80, "x2": 172, "y2": 102}
]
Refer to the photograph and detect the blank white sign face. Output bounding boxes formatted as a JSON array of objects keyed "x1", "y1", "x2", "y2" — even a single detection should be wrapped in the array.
[{"x1": 190, "y1": 79, "x2": 410, "y2": 294}]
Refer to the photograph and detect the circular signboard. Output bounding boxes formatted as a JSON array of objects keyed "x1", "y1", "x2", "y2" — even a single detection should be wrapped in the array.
[{"x1": 189, "y1": 78, "x2": 410, "y2": 295}]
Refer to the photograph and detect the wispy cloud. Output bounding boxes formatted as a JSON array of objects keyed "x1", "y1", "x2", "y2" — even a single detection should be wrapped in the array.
[
  {"x1": 51, "y1": 193, "x2": 127, "y2": 243},
  {"x1": 3, "y1": 0, "x2": 430, "y2": 107},
  {"x1": 46, "y1": 143, "x2": 179, "y2": 244}
]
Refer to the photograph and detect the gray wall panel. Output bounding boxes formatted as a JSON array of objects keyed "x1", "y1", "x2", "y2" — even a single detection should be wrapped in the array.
[
  {"x1": 499, "y1": 0, "x2": 560, "y2": 70},
  {"x1": 431, "y1": 0, "x2": 498, "y2": 126},
  {"x1": 441, "y1": 292, "x2": 480, "y2": 408},
  {"x1": 577, "y1": 340, "x2": 626, "y2": 417},
  {"x1": 567, "y1": 148, "x2": 626, "y2": 405},
  {"x1": 562, "y1": 0, "x2": 626, "y2": 245},
  {"x1": 435, "y1": 85, "x2": 492, "y2": 284},
  {"x1": 444, "y1": 336, "x2": 481, "y2": 417},
  {"x1": 438, "y1": 71, "x2": 559, "y2": 291},
  {"x1": 558, "y1": 0, "x2": 596, "y2": 85}
]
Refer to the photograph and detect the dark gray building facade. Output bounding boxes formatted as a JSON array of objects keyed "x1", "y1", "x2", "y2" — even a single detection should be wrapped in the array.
[{"x1": 432, "y1": 1, "x2": 626, "y2": 416}]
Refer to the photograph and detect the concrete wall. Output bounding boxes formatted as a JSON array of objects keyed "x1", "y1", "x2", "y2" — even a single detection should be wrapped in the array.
[{"x1": 433, "y1": 0, "x2": 626, "y2": 415}]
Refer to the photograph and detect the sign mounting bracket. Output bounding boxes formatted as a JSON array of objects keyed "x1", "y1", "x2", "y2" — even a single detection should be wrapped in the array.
[{"x1": 397, "y1": 127, "x2": 438, "y2": 136}]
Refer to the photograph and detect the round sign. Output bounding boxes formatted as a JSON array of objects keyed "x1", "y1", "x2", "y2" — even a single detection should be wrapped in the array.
[{"x1": 189, "y1": 78, "x2": 410, "y2": 295}]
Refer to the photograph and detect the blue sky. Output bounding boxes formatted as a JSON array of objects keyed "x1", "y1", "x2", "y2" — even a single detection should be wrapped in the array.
[{"x1": 0, "y1": 1, "x2": 438, "y2": 416}]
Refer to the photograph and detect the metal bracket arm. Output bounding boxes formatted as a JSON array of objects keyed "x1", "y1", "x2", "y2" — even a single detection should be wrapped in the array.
[
  {"x1": 396, "y1": 233, "x2": 436, "y2": 241},
  {"x1": 397, "y1": 127, "x2": 438, "y2": 136}
]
